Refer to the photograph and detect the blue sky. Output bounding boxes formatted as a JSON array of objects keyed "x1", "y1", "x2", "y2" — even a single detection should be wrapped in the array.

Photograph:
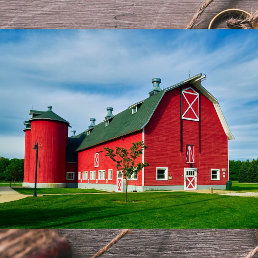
[{"x1": 0, "y1": 30, "x2": 257, "y2": 160}]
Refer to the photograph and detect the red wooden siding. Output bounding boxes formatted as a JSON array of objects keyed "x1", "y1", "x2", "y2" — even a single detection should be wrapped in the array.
[
  {"x1": 66, "y1": 162, "x2": 78, "y2": 183},
  {"x1": 23, "y1": 129, "x2": 31, "y2": 183},
  {"x1": 144, "y1": 85, "x2": 228, "y2": 187},
  {"x1": 78, "y1": 131, "x2": 143, "y2": 186},
  {"x1": 28, "y1": 120, "x2": 68, "y2": 184}
]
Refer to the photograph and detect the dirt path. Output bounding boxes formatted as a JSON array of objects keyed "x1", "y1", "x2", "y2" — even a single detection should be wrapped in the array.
[{"x1": 0, "y1": 187, "x2": 28, "y2": 204}]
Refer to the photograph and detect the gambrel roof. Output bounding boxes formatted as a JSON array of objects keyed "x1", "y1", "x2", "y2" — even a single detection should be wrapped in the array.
[{"x1": 76, "y1": 73, "x2": 234, "y2": 152}]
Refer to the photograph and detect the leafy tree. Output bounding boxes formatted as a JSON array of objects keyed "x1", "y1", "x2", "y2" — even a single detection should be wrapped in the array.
[
  {"x1": 104, "y1": 141, "x2": 149, "y2": 202},
  {"x1": 0, "y1": 157, "x2": 10, "y2": 181},
  {"x1": 4, "y1": 159, "x2": 24, "y2": 185}
]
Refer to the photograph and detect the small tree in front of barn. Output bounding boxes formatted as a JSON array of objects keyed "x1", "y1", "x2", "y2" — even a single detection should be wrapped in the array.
[{"x1": 104, "y1": 141, "x2": 149, "y2": 202}]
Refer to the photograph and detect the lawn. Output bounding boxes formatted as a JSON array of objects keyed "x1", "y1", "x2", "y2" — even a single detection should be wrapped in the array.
[
  {"x1": 0, "y1": 182, "x2": 22, "y2": 186},
  {"x1": 0, "y1": 192, "x2": 257, "y2": 229},
  {"x1": 231, "y1": 181, "x2": 258, "y2": 192},
  {"x1": 12, "y1": 187, "x2": 107, "y2": 195}
]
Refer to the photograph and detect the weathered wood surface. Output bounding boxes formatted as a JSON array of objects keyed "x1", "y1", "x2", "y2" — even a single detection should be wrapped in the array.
[
  {"x1": 58, "y1": 229, "x2": 257, "y2": 258},
  {"x1": 0, "y1": 0, "x2": 257, "y2": 29}
]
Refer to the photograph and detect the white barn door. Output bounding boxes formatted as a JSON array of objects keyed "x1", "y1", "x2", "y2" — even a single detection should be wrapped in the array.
[
  {"x1": 184, "y1": 168, "x2": 197, "y2": 190},
  {"x1": 117, "y1": 171, "x2": 124, "y2": 192}
]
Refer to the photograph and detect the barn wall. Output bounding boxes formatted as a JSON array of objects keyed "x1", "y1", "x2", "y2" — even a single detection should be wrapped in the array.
[
  {"x1": 66, "y1": 162, "x2": 78, "y2": 187},
  {"x1": 23, "y1": 129, "x2": 31, "y2": 183},
  {"x1": 78, "y1": 131, "x2": 143, "y2": 187},
  {"x1": 144, "y1": 84, "x2": 228, "y2": 187},
  {"x1": 28, "y1": 120, "x2": 68, "y2": 184}
]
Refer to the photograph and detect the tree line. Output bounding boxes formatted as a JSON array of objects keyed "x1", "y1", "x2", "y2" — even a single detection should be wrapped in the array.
[
  {"x1": 229, "y1": 159, "x2": 258, "y2": 182},
  {"x1": 0, "y1": 157, "x2": 24, "y2": 182},
  {"x1": 0, "y1": 156, "x2": 257, "y2": 183}
]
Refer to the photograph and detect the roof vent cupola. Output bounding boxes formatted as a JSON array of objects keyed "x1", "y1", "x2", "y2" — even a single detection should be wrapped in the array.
[
  {"x1": 105, "y1": 107, "x2": 114, "y2": 120},
  {"x1": 48, "y1": 106, "x2": 52, "y2": 111},
  {"x1": 149, "y1": 78, "x2": 162, "y2": 96},
  {"x1": 88, "y1": 118, "x2": 96, "y2": 129},
  {"x1": 71, "y1": 130, "x2": 76, "y2": 137}
]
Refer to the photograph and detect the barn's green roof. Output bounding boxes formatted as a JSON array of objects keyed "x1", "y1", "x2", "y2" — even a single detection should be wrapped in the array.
[
  {"x1": 29, "y1": 110, "x2": 70, "y2": 125},
  {"x1": 76, "y1": 91, "x2": 163, "y2": 151},
  {"x1": 76, "y1": 74, "x2": 203, "y2": 152},
  {"x1": 66, "y1": 134, "x2": 86, "y2": 162}
]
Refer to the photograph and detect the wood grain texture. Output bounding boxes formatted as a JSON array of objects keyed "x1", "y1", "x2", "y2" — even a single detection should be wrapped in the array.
[
  {"x1": 0, "y1": 0, "x2": 257, "y2": 29},
  {"x1": 58, "y1": 229, "x2": 257, "y2": 258}
]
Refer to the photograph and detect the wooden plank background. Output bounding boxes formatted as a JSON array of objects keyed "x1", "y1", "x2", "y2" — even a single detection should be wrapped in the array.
[
  {"x1": 0, "y1": 0, "x2": 257, "y2": 29},
  {"x1": 58, "y1": 229, "x2": 258, "y2": 257}
]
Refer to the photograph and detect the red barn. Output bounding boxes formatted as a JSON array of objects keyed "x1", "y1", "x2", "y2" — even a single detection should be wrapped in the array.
[{"x1": 23, "y1": 74, "x2": 234, "y2": 191}]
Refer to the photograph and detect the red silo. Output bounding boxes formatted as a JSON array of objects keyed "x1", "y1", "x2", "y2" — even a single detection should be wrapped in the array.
[
  {"x1": 24, "y1": 106, "x2": 69, "y2": 188},
  {"x1": 23, "y1": 122, "x2": 31, "y2": 184}
]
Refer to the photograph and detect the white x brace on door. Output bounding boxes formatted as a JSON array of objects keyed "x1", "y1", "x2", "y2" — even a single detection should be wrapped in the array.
[{"x1": 184, "y1": 168, "x2": 197, "y2": 190}]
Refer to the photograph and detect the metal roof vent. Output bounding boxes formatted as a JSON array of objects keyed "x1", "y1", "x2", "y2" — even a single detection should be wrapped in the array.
[
  {"x1": 71, "y1": 130, "x2": 76, "y2": 137},
  {"x1": 105, "y1": 107, "x2": 114, "y2": 120},
  {"x1": 48, "y1": 106, "x2": 52, "y2": 111},
  {"x1": 149, "y1": 78, "x2": 162, "y2": 96},
  {"x1": 88, "y1": 118, "x2": 96, "y2": 129}
]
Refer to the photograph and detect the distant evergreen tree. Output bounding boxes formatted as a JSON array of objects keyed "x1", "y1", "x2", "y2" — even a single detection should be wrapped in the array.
[
  {"x1": 256, "y1": 159, "x2": 258, "y2": 182},
  {"x1": 247, "y1": 159, "x2": 257, "y2": 183},
  {"x1": 229, "y1": 160, "x2": 242, "y2": 180},
  {"x1": 239, "y1": 162, "x2": 248, "y2": 183}
]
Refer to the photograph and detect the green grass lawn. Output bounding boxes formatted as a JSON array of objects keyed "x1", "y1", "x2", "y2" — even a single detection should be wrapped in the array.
[
  {"x1": 0, "y1": 192, "x2": 257, "y2": 229},
  {"x1": 0, "y1": 182, "x2": 22, "y2": 186},
  {"x1": 12, "y1": 187, "x2": 107, "y2": 195},
  {"x1": 231, "y1": 181, "x2": 258, "y2": 192}
]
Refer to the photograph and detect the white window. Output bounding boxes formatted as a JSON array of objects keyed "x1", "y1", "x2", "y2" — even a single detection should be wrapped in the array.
[
  {"x1": 94, "y1": 153, "x2": 99, "y2": 167},
  {"x1": 156, "y1": 167, "x2": 168, "y2": 180},
  {"x1": 98, "y1": 170, "x2": 105, "y2": 180},
  {"x1": 108, "y1": 169, "x2": 113, "y2": 180},
  {"x1": 66, "y1": 172, "x2": 75, "y2": 180},
  {"x1": 105, "y1": 120, "x2": 109, "y2": 127},
  {"x1": 78, "y1": 172, "x2": 81, "y2": 180},
  {"x1": 83, "y1": 171, "x2": 88, "y2": 180},
  {"x1": 87, "y1": 130, "x2": 91, "y2": 136},
  {"x1": 132, "y1": 106, "x2": 137, "y2": 114},
  {"x1": 90, "y1": 171, "x2": 96, "y2": 180},
  {"x1": 128, "y1": 172, "x2": 138, "y2": 180},
  {"x1": 211, "y1": 169, "x2": 220, "y2": 180},
  {"x1": 186, "y1": 145, "x2": 194, "y2": 163}
]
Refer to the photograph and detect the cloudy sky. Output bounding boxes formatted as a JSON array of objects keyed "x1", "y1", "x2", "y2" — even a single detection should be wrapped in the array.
[{"x1": 0, "y1": 30, "x2": 257, "y2": 161}]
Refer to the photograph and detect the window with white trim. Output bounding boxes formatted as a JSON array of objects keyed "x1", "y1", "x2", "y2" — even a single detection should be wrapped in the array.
[
  {"x1": 186, "y1": 145, "x2": 194, "y2": 163},
  {"x1": 211, "y1": 169, "x2": 220, "y2": 180},
  {"x1": 90, "y1": 171, "x2": 96, "y2": 180},
  {"x1": 128, "y1": 172, "x2": 138, "y2": 180},
  {"x1": 156, "y1": 167, "x2": 168, "y2": 180},
  {"x1": 108, "y1": 169, "x2": 113, "y2": 180},
  {"x1": 94, "y1": 152, "x2": 99, "y2": 167},
  {"x1": 105, "y1": 120, "x2": 109, "y2": 127},
  {"x1": 98, "y1": 170, "x2": 105, "y2": 180},
  {"x1": 87, "y1": 130, "x2": 91, "y2": 136},
  {"x1": 78, "y1": 172, "x2": 81, "y2": 180},
  {"x1": 83, "y1": 171, "x2": 88, "y2": 180},
  {"x1": 132, "y1": 106, "x2": 137, "y2": 114},
  {"x1": 66, "y1": 172, "x2": 75, "y2": 180}
]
